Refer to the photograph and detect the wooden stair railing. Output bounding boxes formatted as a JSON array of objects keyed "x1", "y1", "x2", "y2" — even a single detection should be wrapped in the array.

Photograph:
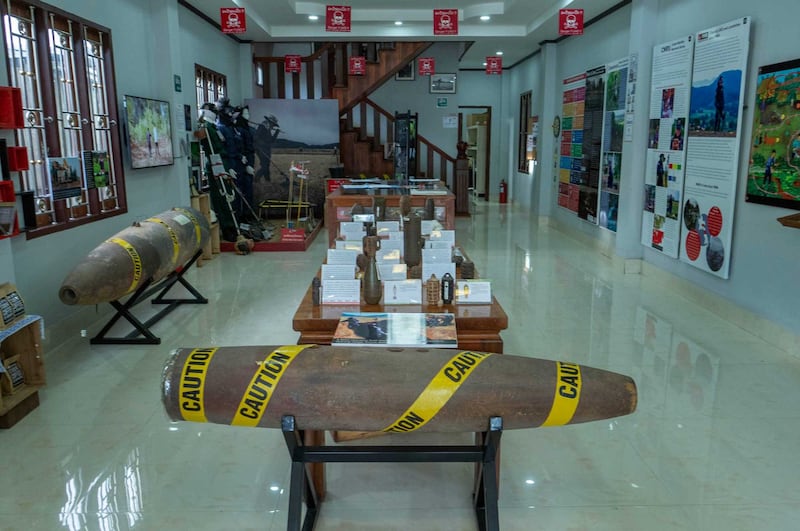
[{"x1": 340, "y1": 97, "x2": 456, "y2": 184}]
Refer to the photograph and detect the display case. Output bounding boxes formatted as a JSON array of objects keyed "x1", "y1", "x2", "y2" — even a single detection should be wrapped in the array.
[
  {"x1": 324, "y1": 187, "x2": 455, "y2": 245},
  {"x1": 0, "y1": 315, "x2": 46, "y2": 428}
]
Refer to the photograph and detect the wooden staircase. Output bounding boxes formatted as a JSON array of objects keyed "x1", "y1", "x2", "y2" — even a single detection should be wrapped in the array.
[{"x1": 253, "y1": 41, "x2": 454, "y2": 181}]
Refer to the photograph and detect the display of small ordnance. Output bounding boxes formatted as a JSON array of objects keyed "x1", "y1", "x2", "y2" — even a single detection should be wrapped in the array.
[
  {"x1": 161, "y1": 345, "x2": 637, "y2": 433},
  {"x1": 59, "y1": 207, "x2": 210, "y2": 305}
]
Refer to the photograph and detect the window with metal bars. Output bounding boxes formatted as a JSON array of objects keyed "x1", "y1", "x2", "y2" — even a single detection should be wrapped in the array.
[
  {"x1": 1, "y1": 0, "x2": 125, "y2": 238},
  {"x1": 195, "y1": 64, "x2": 226, "y2": 109}
]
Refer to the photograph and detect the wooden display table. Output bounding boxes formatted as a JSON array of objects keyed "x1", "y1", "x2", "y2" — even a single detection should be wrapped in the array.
[
  {"x1": 324, "y1": 187, "x2": 455, "y2": 246},
  {"x1": 292, "y1": 268, "x2": 508, "y2": 501}
]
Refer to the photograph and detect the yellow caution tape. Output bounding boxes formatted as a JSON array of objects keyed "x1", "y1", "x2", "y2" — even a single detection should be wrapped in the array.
[
  {"x1": 175, "y1": 207, "x2": 201, "y2": 245},
  {"x1": 107, "y1": 237, "x2": 143, "y2": 293},
  {"x1": 178, "y1": 348, "x2": 218, "y2": 423},
  {"x1": 231, "y1": 345, "x2": 312, "y2": 427},
  {"x1": 541, "y1": 362, "x2": 582, "y2": 426},
  {"x1": 145, "y1": 217, "x2": 180, "y2": 266},
  {"x1": 383, "y1": 351, "x2": 492, "y2": 433}
]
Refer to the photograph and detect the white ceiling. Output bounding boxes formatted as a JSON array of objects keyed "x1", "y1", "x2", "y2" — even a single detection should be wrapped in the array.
[{"x1": 186, "y1": 0, "x2": 624, "y2": 69}]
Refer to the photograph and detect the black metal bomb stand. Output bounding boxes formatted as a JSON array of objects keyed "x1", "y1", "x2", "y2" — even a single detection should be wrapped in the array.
[
  {"x1": 90, "y1": 250, "x2": 207, "y2": 345},
  {"x1": 281, "y1": 415, "x2": 503, "y2": 531}
]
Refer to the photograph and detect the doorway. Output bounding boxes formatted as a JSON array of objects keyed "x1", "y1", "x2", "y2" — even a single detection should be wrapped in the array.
[{"x1": 458, "y1": 106, "x2": 491, "y2": 200}]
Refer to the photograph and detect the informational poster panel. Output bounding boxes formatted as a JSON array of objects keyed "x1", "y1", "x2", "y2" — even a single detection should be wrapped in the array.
[
  {"x1": 580, "y1": 65, "x2": 606, "y2": 224},
  {"x1": 641, "y1": 36, "x2": 695, "y2": 256},
  {"x1": 599, "y1": 58, "x2": 628, "y2": 231},
  {"x1": 558, "y1": 73, "x2": 587, "y2": 213},
  {"x1": 680, "y1": 17, "x2": 750, "y2": 278}
]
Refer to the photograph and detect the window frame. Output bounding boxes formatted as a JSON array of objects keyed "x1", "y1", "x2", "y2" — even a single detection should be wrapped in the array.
[
  {"x1": 195, "y1": 64, "x2": 226, "y2": 109},
  {"x1": 1, "y1": 0, "x2": 126, "y2": 239},
  {"x1": 517, "y1": 90, "x2": 532, "y2": 173}
]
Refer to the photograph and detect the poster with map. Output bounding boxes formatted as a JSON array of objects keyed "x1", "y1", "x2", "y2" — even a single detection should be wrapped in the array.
[{"x1": 745, "y1": 58, "x2": 800, "y2": 211}]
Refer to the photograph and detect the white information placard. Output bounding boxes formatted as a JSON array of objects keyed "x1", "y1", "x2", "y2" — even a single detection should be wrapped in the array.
[
  {"x1": 428, "y1": 229, "x2": 455, "y2": 243},
  {"x1": 339, "y1": 221, "x2": 365, "y2": 240},
  {"x1": 335, "y1": 240, "x2": 363, "y2": 252},
  {"x1": 680, "y1": 17, "x2": 750, "y2": 278},
  {"x1": 383, "y1": 279, "x2": 422, "y2": 305},
  {"x1": 321, "y1": 264, "x2": 356, "y2": 280},
  {"x1": 426, "y1": 240, "x2": 453, "y2": 250},
  {"x1": 378, "y1": 263, "x2": 407, "y2": 281},
  {"x1": 327, "y1": 249, "x2": 358, "y2": 266},
  {"x1": 376, "y1": 248, "x2": 401, "y2": 263},
  {"x1": 422, "y1": 248, "x2": 451, "y2": 264},
  {"x1": 455, "y1": 280, "x2": 492, "y2": 304},
  {"x1": 422, "y1": 262, "x2": 456, "y2": 284},
  {"x1": 321, "y1": 279, "x2": 361, "y2": 304},
  {"x1": 376, "y1": 221, "x2": 400, "y2": 235}
]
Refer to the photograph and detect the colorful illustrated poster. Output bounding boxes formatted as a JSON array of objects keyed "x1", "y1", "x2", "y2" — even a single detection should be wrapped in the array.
[
  {"x1": 642, "y1": 36, "x2": 694, "y2": 256},
  {"x1": 580, "y1": 65, "x2": 606, "y2": 223},
  {"x1": 680, "y1": 17, "x2": 750, "y2": 278},
  {"x1": 745, "y1": 58, "x2": 800, "y2": 210},
  {"x1": 558, "y1": 73, "x2": 587, "y2": 212},
  {"x1": 599, "y1": 58, "x2": 628, "y2": 232}
]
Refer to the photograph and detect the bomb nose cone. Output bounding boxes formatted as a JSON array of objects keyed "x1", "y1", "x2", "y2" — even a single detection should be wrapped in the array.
[{"x1": 59, "y1": 286, "x2": 79, "y2": 305}]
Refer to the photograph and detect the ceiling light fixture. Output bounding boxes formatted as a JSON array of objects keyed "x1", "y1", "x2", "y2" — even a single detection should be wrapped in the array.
[
  {"x1": 308, "y1": 15, "x2": 318, "y2": 21},
  {"x1": 480, "y1": 15, "x2": 490, "y2": 21},
  {"x1": 395, "y1": 21, "x2": 403, "y2": 26},
  {"x1": 496, "y1": 51, "x2": 503, "y2": 55}
]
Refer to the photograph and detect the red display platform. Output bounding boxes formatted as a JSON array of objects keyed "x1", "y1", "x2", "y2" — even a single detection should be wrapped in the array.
[{"x1": 219, "y1": 221, "x2": 321, "y2": 252}]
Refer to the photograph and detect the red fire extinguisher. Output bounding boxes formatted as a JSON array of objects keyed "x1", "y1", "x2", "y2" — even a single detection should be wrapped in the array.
[{"x1": 499, "y1": 179, "x2": 508, "y2": 204}]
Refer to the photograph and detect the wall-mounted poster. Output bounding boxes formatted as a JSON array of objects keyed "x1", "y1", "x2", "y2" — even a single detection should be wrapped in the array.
[
  {"x1": 641, "y1": 36, "x2": 694, "y2": 257},
  {"x1": 579, "y1": 65, "x2": 606, "y2": 224},
  {"x1": 47, "y1": 157, "x2": 82, "y2": 200},
  {"x1": 557, "y1": 73, "x2": 587, "y2": 213},
  {"x1": 745, "y1": 58, "x2": 800, "y2": 210},
  {"x1": 599, "y1": 57, "x2": 628, "y2": 232},
  {"x1": 680, "y1": 17, "x2": 750, "y2": 279}
]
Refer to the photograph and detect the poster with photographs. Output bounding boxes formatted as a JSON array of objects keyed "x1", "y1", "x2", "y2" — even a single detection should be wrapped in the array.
[
  {"x1": 599, "y1": 57, "x2": 628, "y2": 232},
  {"x1": 557, "y1": 73, "x2": 587, "y2": 213},
  {"x1": 641, "y1": 36, "x2": 694, "y2": 256},
  {"x1": 579, "y1": 65, "x2": 606, "y2": 224},
  {"x1": 680, "y1": 18, "x2": 750, "y2": 278}
]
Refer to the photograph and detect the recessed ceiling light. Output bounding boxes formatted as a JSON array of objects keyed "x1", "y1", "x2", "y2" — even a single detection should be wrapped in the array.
[
  {"x1": 308, "y1": 15, "x2": 319, "y2": 21},
  {"x1": 482, "y1": 62, "x2": 487, "y2": 66},
  {"x1": 496, "y1": 51, "x2": 503, "y2": 55},
  {"x1": 395, "y1": 21, "x2": 403, "y2": 26},
  {"x1": 480, "y1": 15, "x2": 490, "y2": 21}
]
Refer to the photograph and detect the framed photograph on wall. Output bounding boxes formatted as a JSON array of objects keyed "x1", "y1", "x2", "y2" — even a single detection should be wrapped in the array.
[
  {"x1": 429, "y1": 73, "x2": 457, "y2": 94},
  {"x1": 396, "y1": 61, "x2": 415, "y2": 81}
]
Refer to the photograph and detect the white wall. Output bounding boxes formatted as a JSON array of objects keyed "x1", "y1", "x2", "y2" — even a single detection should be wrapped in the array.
[
  {"x1": 3, "y1": 0, "x2": 248, "y2": 329},
  {"x1": 370, "y1": 42, "x2": 463, "y2": 182},
  {"x1": 500, "y1": 0, "x2": 800, "y2": 337},
  {"x1": 639, "y1": 0, "x2": 800, "y2": 335}
]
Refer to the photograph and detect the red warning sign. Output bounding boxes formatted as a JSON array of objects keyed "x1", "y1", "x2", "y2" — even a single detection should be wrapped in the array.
[
  {"x1": 285, "y1": 55, "x2": 302, "y2": 74},
  {"x1": 326, "y1": 5, "x2": 351, "y2": 32},
  {"x1": 559, "y1": 9, "x2": 584, "y2": 36},
  {"x1": 433, "y1": 9, "x2": 458, "y2": 35},
  {"x1": 418, "y1": 57, "x2": 435, "y2": 76},
  {"x1": 220, "y1": 7, "x2": 246, "y2": 34}
]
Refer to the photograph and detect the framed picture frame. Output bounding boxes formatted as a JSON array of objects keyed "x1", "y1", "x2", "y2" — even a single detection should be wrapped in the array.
[
  {"x1": 429, "y1": 73, "x2": 456, "y2": 94},
  {"x1": 396, "y1": 61, "x2": 415, "y2": 81}
]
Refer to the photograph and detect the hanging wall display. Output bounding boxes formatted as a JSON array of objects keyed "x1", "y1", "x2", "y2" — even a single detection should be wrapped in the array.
[
  {"x1": 598, "y1": 57, "x2": 628, "y2": 232},
  {"x1": 579, "y1": 65, "x2": 606, "y2": 224},
  {"x1": 745, "y1": 57, "x2": 800, "y2": 210},
  {"x1": 557, "y1": 73, "x2": 586, "y2": 213},
  {"x1": 641, "y1": 36, "x2": 695, "y2": 256},
  {"x1": 680, "y1": 17, "x2": 750, "y2": 279}
]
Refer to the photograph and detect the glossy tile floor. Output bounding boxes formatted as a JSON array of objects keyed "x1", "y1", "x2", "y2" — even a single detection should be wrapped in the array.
[{"x1": 2, "y1": 201, "x2": 799, "y2": 530}]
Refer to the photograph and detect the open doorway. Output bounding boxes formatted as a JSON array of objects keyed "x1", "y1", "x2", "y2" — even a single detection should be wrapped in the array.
[{"x1": 458, "y1": 106, "x2": 491, "y2": 200}]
